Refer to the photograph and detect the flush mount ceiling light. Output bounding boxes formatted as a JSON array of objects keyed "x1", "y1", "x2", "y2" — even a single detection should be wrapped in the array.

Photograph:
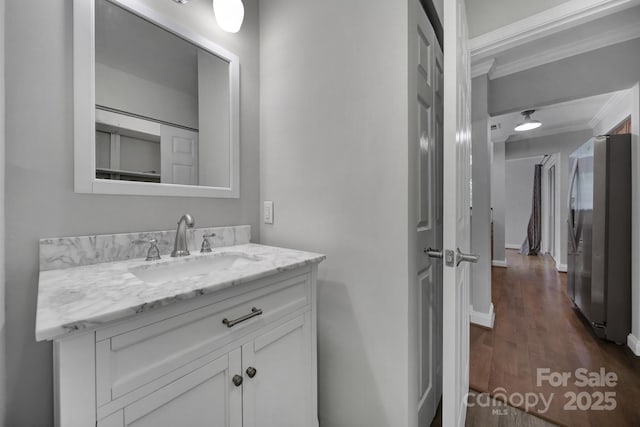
[
  {"x1": 172, "y1": 0, "x2": 192, "y2": 4},
  {"x1": 213, "y1": 0, "x2": 245, "y2": 33},
  {"x1": 514, "y1": 109, "x2": 542, "y2": 132}
]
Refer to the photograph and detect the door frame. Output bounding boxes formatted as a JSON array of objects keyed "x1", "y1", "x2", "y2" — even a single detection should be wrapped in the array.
[{"x1": 541, "y1": 153, "x2": 561, "y2": 263}]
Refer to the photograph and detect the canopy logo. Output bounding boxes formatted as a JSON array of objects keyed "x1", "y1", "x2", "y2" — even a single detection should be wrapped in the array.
[
  {"x1": 465, "y1": 388, "x2": 553, "y2": 414},
  {"x1": 468, "y1": 368, "x2": 619, "y2": 415}
]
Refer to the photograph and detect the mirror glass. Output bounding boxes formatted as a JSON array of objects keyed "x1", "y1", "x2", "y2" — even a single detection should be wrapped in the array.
[{"x1": 93, "y1": 0, "x2": 232, "y2": 188}]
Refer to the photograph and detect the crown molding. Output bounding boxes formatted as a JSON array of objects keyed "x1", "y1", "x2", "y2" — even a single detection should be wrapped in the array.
[
  {"x1": 471, "y1": 59, "x2": 495, "y2": 79},
  {"x1": 470, "y1": 0, "x2": 640, "y2": 61},
  {"x1": 489, "y1": 22, "x2": 640, "y2": 80},
  {"x1": 588, "y1": 89, "x2": 633, "y2": 134},
  {"x1": 491, "y1": 136, "x2": 509, "y2": 143},
  {"x1": 589, "y1": 90, "x2": 630, "y2": 128}
]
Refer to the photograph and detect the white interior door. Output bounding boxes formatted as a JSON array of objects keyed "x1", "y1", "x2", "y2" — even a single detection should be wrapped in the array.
[
  {"x1": 442, "y1": 0, "x2": 474, "y2": 426},
  {"x1": 542, "y1": 157, "x2": 559, "y2": 260},
  {"x1": 549, "y1": 165, "x2": 556, "y2": 259},
  {"x1": 414, "y1": 4, "x2": 444, "y2": 426}
]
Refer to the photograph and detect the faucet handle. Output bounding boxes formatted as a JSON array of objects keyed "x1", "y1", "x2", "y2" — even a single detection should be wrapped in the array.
[
  {"x1": 144, "y1": 238, "x2": 161, "y2": 261},
  {"x1": 201, "y1": 233, "x2": 216, "y2": 253}
]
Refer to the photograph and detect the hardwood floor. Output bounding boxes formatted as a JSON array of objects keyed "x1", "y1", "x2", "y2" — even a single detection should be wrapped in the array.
[{"x1": 470, "y1": 250, "x2": 640, "y2": 427}]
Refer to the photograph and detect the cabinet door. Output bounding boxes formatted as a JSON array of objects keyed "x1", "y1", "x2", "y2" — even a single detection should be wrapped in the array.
[
  {"x1": 242, "y1": 313, "x2": 313, "y2": 427},
  {"x1": 113, "y1": 349, "x2": 241, "y2": 427}
]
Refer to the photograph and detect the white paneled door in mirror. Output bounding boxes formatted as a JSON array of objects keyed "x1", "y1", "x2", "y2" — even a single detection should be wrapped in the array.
[{"x1": 74, "y1": 0, "x2": 240, "y2": 198}]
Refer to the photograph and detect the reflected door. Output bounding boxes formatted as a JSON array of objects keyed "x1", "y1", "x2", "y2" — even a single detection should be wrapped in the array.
[{"x1": 160, "y1": 125, "x2": 199, "y2": 185}]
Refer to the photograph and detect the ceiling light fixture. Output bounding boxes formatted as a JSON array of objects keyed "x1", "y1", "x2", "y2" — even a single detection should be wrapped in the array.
[
  {"x1": 514, "y1": 110, "x2": 542, "y2": 132},
  {"x1": 213, "y1": 0, "x2": 245, "y2": 33}
]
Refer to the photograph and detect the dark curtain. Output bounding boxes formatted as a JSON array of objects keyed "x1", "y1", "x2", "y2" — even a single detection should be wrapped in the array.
[{"x1": 520, "y1": 164, "x2": 542, "y2": 255}]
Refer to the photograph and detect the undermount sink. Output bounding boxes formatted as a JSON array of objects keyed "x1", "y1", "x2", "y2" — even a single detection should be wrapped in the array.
[{"x1": 130, "y1": 252, "x2": 261, "y2": 284}]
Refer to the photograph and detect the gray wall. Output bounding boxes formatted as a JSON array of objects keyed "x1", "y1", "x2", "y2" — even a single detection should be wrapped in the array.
[
  {"x1": 505, "y1": 157, "x2": 539, "y2": 247},
  {"x1": 491, "y1": 142, "x2": 506, "y2": 262},
  {"x1": 259, "y1": 0, "x2": 412, "y2": 426},
  {"x1": 505, "y1": 129, "x2": 592, "y2": 267},
  {"x1": 0, "y1": 0, "x2": 6, "y2": 423},
  {"x1": 96, "y1": 62, "x2": 199, "y2": 129},
  {"x1": 198, "y1": 50, "x2": 230, "y2": 187},
  {"x1": 4, "y1": 0, "x2": 260, "y2": 425},
  {"x1": 466, "y1": 0, "x2": 570, "y2": 38},
  {"x1": 489, "y1": 38, "x2": 640, "y2": 115},
  {"x1": 471, "y1": 76, "x2": 492, "y2": 315}
]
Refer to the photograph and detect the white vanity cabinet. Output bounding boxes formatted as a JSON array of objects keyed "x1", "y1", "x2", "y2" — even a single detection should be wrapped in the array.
[{"x1": 53, "y1": 266, "x2": 319, "y2": 427}]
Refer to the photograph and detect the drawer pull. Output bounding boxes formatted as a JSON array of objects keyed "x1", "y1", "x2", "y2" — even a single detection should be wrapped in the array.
[{"x1": 222, "y1": 307, "x2": 263, "y2": 328}]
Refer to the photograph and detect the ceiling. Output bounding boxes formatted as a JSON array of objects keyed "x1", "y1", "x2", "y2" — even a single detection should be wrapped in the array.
[
  {"x1": 489, "y1": 89, "x2": 628, "y2": 143},
  {"x1": 466, "y1": 0, "x2": 572, "y2": 38},
  {"x1": 469, "y1": 0, "x2": 640, "y2": 80},
  {"x1": 470, "y1": 0, "x2": 639, "y2": 143}
]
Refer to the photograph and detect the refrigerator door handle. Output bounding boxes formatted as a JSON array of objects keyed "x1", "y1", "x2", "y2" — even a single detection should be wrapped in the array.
[
  {"x1": 567, "y1": 217, "x2": 577, "y2": 251},
  {"x1": 567, "y1": 160, "x2": 579, "y2": 250},
  {"x1": 568, "y1": 159, "x2": 578, "y2": 210}
]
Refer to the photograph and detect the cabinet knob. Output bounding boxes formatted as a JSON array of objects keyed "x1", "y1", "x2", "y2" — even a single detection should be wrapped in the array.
[
  {"x1": 232, "y1": 374, "x2": 243, "y2": 387},
  {"x1": 246, "y1": 367, "x2": 257, "y2": 378}
]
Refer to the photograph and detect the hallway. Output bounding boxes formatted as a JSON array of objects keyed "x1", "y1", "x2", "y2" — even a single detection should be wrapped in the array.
[{"x1": 470, "y1": 250, "x2": 640, "y2": 426}]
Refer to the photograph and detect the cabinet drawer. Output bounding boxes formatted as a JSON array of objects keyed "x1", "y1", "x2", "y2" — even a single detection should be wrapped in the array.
[{"x1": 96, "y1": 273, "x2": 310, "y2": 405}]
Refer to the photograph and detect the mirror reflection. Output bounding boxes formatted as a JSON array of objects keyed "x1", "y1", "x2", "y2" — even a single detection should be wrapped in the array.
[{"x1": 94, "y1": 0, "x2": 231, "y2": 187}]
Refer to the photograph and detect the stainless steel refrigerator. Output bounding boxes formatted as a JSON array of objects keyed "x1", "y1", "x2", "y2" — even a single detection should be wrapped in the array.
[{"x1": 567, "y1": 134, "x2": 631, "y2": 344}]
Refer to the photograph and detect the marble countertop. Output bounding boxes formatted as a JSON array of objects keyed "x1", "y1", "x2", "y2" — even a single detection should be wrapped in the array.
[{"x1": 36, "y1": 243, "x2": 325, "y2": 341}]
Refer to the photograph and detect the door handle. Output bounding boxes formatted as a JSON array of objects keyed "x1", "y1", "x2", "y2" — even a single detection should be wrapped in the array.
[
  {"x1": 456, "y1": 248, "x2": 479, "y2": 266},
  {"x1": 423, "y1": 248, "x2": 443, "y2": 259}
]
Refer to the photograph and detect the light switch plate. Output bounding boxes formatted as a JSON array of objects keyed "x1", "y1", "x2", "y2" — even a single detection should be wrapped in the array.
[{"x1": 263, "y1": 201, "x2": 274, "y2": 224}]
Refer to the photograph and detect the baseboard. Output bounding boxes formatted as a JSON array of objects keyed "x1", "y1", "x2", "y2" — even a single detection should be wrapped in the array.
[
  {"x1": 556, "y1": 263, "x2": 567, "y2": 272},
  {"x1": 492, "y1": 259, "x2": 507, "y2": 268},
  {"x1": 505, "y1": 244, "x2": 521, "y2": 250},
  {"x1": 470, "y1": 303, "x2": 495, "y2": 329},
  {"x1": 627, "y1": 334, "x2": 640, "y2": 356}
]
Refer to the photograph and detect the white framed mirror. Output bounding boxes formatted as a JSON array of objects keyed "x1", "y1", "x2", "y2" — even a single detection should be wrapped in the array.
[{"x1": 74, "y1": 0, "x2": 240, "y2": 198}]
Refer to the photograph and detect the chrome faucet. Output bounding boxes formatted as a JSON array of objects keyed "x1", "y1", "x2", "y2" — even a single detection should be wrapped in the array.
[{"x1": 171, "y1": 213, "x2": 195, "y2": 257}]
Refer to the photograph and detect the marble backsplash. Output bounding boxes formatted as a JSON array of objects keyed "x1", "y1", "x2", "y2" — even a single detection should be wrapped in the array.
[{"x1": 39, "y1": 225, "x2": 251, "y2": 271}]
